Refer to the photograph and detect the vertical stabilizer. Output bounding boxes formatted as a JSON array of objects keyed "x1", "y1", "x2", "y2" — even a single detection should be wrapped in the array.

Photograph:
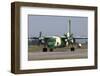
[
  {"x1": 68, "y1": 17, "x2": 71, "y2": 34},
  {"x1": 39, "y1": 32, "x2": 42, "y2": 37}
]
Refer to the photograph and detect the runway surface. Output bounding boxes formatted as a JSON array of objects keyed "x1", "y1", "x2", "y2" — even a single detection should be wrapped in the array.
[{"x1": 28, "y1": 49, "x2": 87, "y2": 60}]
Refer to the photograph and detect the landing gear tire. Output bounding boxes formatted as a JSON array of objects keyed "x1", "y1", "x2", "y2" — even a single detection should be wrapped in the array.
[
  {"x1": 50, "y1": 48, "x2": 53, "y2": 52},
  {"x1": 70, "y1": 47, "x2": 75, "y2": 51},
  {"x1": 43, "y1": 48, "x2": 48, "y2": 52}
]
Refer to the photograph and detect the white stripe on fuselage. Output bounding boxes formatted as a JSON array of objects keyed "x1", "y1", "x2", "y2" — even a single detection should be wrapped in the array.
[{"x1": 52, "y1": 36, "x2": 61, "y2": 46}]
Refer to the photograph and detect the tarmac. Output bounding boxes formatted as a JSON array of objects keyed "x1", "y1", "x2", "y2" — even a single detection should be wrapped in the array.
[{"x1": 28, "y1": 48, "x2": 88, "y2": 60}]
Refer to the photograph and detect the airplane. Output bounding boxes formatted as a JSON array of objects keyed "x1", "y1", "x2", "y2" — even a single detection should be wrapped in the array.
[{"x1": 29, "y1": 18, "x2": 88, "y2": 52}]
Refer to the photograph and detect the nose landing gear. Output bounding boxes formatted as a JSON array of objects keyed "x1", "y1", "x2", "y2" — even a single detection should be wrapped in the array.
[{"x1": 49, "y1": 48, "x2": 53, "y2": 52}]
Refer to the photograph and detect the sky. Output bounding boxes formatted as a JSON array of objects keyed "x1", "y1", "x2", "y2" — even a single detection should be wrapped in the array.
[{"x1": 28, "y1": 15, "x2": 88, "y2": 38}]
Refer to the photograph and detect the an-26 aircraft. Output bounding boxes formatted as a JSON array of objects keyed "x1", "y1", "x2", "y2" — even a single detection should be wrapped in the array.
[{"x1": 29, "y1": 18, "x2": 87, "y2": 52}]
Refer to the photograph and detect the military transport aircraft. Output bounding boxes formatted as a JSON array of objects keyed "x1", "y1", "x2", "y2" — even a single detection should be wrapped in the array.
[{"x1": 29, "y1": 18, "x2": 87, "y2": 52}]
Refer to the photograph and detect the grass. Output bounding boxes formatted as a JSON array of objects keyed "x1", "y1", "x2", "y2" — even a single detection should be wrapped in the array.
[{"x1": 28, "y1": 45, "x2": 43, "y2": 52}]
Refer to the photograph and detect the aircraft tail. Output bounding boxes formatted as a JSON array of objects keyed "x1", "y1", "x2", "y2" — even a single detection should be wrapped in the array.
[{"x1": 68, "y1": 17, "x2": 71, "y2": 34}]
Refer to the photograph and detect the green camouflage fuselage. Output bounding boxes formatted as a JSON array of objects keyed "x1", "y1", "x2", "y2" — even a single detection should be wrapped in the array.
[{"x1": 46, "y1": 36, "x2": 66, "y2": 49}]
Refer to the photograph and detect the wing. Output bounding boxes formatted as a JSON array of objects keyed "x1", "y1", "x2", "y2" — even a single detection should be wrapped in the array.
[
  {"x1": 60, "y1": 36, "x2": 66, "y2": 39},
  {"x1": 74, "y1": 37, "x2": 88, "y2": 39},
  {"x1": 28, "y1": 37, "x2": 39, "y2": 39}
]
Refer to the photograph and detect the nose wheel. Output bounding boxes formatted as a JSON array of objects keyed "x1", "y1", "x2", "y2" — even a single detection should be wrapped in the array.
[{"x1": 49, "y1": 48, "x2": 53, "y2": 52}]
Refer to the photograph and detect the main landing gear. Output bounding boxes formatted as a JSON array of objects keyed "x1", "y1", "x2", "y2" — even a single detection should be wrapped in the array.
[
  {"x1": 43, "y1": 48, "x2": 53, "y2": 52},
  {"x1": 70, "y1": 47, "x2": 75, "y2": 51}
]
